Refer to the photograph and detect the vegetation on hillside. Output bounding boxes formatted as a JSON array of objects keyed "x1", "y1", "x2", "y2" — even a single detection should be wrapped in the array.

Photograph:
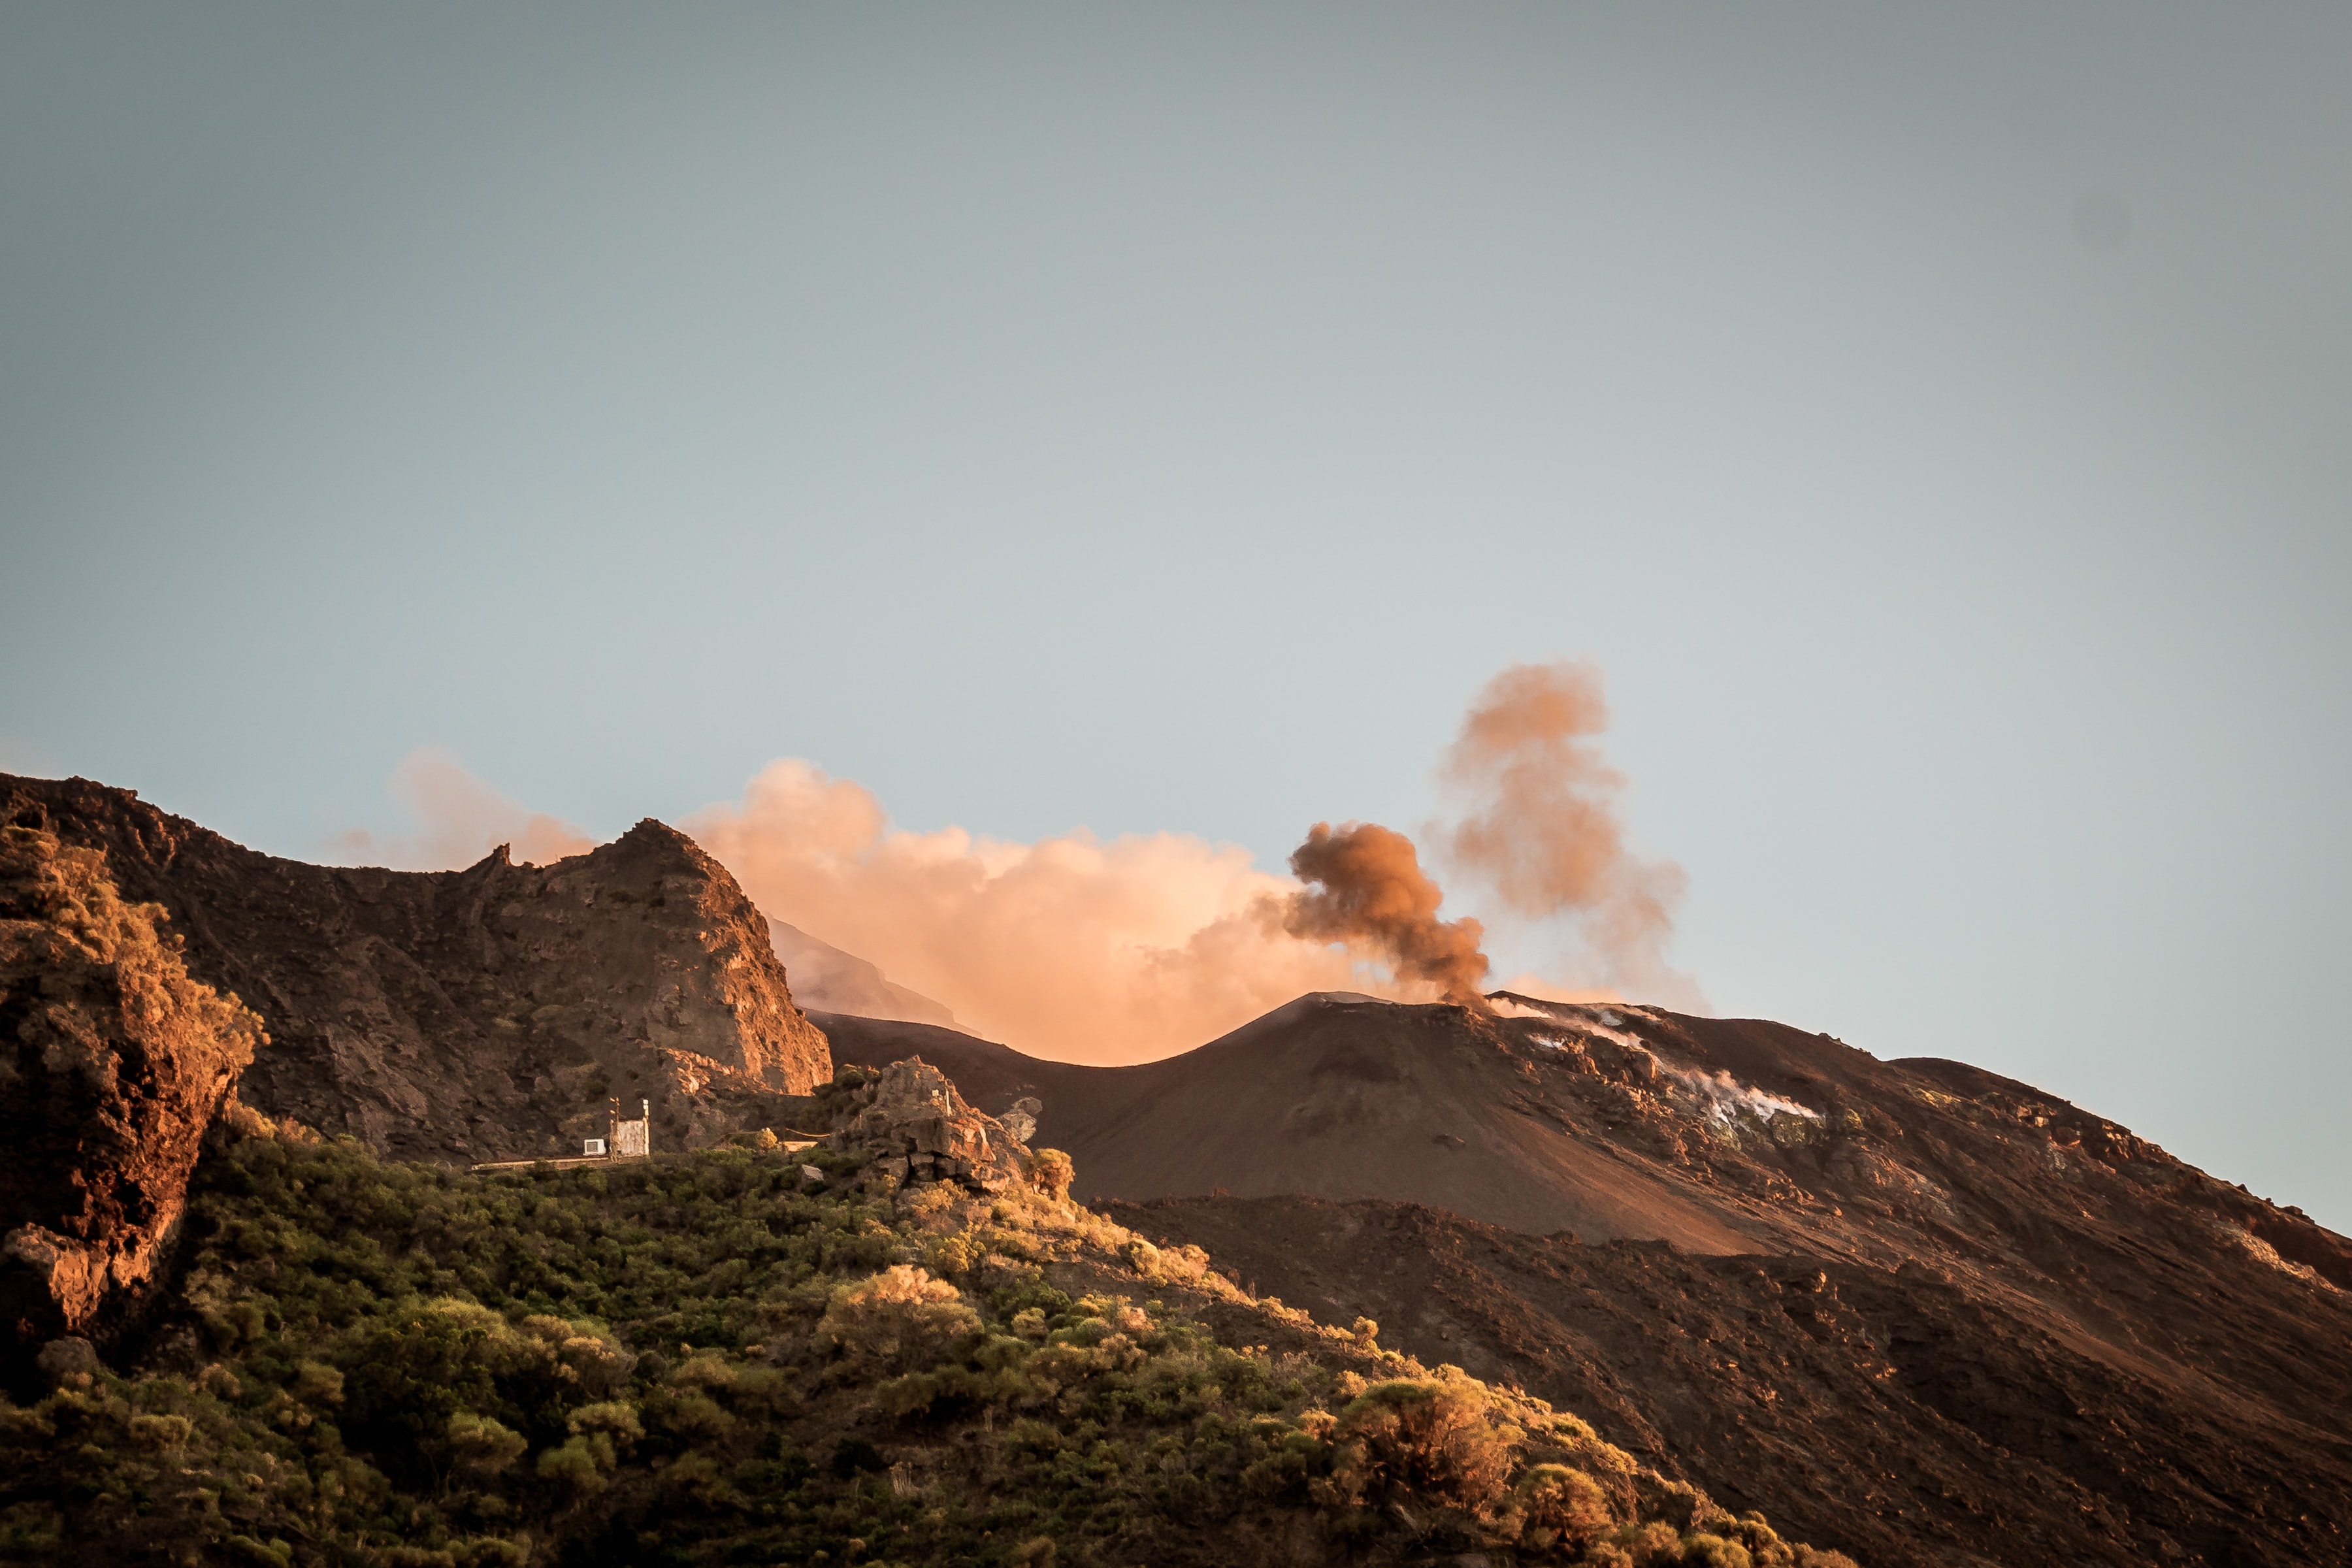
[{"x1": 0, "y1": 1106, "x2": 1859, "y2": 1567}]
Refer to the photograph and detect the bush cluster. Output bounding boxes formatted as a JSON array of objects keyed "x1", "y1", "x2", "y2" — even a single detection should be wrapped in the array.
[{"x1": 0, "y1": 1123, "x2": 1861, "y2": 1567}]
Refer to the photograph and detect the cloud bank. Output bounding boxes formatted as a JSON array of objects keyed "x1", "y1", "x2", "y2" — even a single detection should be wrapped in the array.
[
  {"x1": 324, "y1": 660, "x2": 1697, "y2": 1060},
  {"x1": 683, "y1": 762, "x2": 1380, "y2": 1061}
]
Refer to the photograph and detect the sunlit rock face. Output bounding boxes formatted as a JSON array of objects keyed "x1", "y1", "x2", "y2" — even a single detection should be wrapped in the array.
[
  {"x1": 825, "y1": 1056, "x2": 1032, "y2": 1194},
  {"x1": 0, "y1": 820, "x2": 263, "y2": 1352}
]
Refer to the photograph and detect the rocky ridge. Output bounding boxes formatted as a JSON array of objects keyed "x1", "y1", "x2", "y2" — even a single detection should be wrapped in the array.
[
  {"x1": 770, "y1": 919, "x2": 961, "y2": 1030},
  {"x1": 0, "y1": 774, "x2": 832, "y2": 1163}
]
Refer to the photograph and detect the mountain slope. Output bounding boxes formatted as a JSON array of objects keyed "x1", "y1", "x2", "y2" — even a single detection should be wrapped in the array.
[
  {"x1": 0, "y1": 1119, "x2": 1863, "y2": 1568},
  {"x1": 809, "y1": 1010, "x2": 1092, "y2": 1114},
  {"x1": 1108, "y1": 1194, "x2": 2350, "y2": 1568},
  {"x1": 834, "y1": 989, "x2": 2352, "y2": 1567}
]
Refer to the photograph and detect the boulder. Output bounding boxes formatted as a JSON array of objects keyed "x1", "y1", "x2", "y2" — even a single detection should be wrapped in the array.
[
  {"x1": 824, "y1": 1058, "x2": 1031, "y2": 1194},
  {"x1": 33, "y1": 1336, "x2": 99, "y2": 1390}
]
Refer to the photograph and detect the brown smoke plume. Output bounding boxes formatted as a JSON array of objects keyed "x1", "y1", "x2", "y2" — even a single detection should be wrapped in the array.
[
  {"x1": 1284, "y1": 821, "x2": 1490, "y2": 1005},
  {"x1": 1440, "y1": 660, "x2": 1697, "y2": 1007}
]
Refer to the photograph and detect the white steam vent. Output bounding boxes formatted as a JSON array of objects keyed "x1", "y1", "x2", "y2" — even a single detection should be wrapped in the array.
[
  {"x1": 1512, "y1": 999, "x2": 1818, "y2": 1128},
  {"x1": 1667, "y1": 1066, "x2": 1818, "y2": 1126}
]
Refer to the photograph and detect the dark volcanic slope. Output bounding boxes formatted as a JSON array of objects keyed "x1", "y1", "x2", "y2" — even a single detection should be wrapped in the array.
[
  {"x1": 838, "y1": 990, "x2": 2352, "y2": 1567},
  {"x1": 1073, "y1": 994, "x2": 1786, "y2": 1251},
  {"x1": 823, "y1": 996, "x2": 1780, "y2": 1250},
  {"x1": 1105, "y1": 1194, "x2": 2352, "y2": 1568},
  {"x1": 1, "y1": 774, "x2": 832, "y2": 1160}
]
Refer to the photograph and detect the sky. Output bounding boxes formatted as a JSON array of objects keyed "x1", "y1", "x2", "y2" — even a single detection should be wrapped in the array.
[{"x1": 3, "y1": 5, "x2": 2347, "y2": 1224}]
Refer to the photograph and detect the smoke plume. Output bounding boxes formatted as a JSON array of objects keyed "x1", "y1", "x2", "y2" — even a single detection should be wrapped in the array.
[
  {"x1": 1282, "y1": 822, "x2": 1490, "y2": 1005},
  {"x1": 323, "y1": 748, "x2": 596, "y2": 869},
  {"x1": 1440, "y1": 661, "x2": 1698, "y2": 1007}
]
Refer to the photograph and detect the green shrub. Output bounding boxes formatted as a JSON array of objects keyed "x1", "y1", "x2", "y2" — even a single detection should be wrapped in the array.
[
  {"x1": 817, "y1": 1264, "x2": 983, "y2": 1376},
  {"x1": 125, "y1": 1413, "x2": 191, "y2": 1450},
  {"x1": 1620, "y1": 1519, "x2": 1686, "y2": 1565},
  {"x1": 1792, "y1": 1549, "x2": 1862, "y2": 1568},
  {"x1": 1682, "y1": 1533, "x2": 1757, "y2": 1568},
  {"x1": 536, "y1": 1433, "x2": 607, "y2": 1495},
  {"x1": 567, "y1": 1399, "x2": 644, "y2": 1446},
  {"x1": 447, "y1": 1411, "x2": 527, "y2": 1476},
  {"x1": 1516, "y1": 1462, "x2": 1614, "y2": 1550},
  {"x1": 1321, "y1": 1377, "x2": 1519, "y2": 1517},
  {"x1": 1030, "y1": 1149, "x2": 1075, "y2": 1200}
]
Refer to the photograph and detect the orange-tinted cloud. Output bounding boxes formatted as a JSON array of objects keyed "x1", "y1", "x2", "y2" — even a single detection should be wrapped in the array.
[
  {"x1": 684, "y1": 760, "x2": 1388, "y2": 1063},
  {"x1": 1440, "y1": 660, "x2": 1700, "y2": 1008},
  {"x1": 324, "y1": 747, "x2": 596, "y2": 870}
]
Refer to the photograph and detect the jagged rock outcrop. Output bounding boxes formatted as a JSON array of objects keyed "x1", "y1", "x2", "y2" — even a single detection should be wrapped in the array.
[
  {"x1": 0, "y1": 774, "x2": 830, "y2": 1161},
  {"x1": 0, "y1": 823, "x2": 264, "y2": 1352},
  {"x1": 823, "y1": 1056, "x2": 1033, "y2": 1193}
]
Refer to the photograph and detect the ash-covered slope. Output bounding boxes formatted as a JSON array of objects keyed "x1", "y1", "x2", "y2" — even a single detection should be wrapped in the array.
[
  {"x1": 0, "y1": 774, "x2": 831, "y2": 1161},
  {"x1": 835, "y1": 992, "x2": 1885, "y2": 1252},
  {"x1": 817, "y1": 998, "x2": 1758, "y2": 1255},
  {"x1": 838, "y1": 989, "x2": 2352, "y2": 1567}
]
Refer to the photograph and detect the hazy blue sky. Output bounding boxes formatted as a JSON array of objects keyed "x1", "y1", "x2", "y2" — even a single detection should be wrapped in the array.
[{"x1": 5, "y1": 6, "x2": 2347, "y2": 1224}]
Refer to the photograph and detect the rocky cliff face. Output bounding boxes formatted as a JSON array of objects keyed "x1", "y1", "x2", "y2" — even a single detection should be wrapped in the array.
[
  {"x1": 0, "y1": 821, "x2": 263, "y2": 1351},
  {"x1": 0, "y1": 774, "x2": 831, "y2": 1162}
]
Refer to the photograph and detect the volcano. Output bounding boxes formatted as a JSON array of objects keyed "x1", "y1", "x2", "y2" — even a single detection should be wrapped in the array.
[{"x1": 823, "y1": 990, "x2": 2352, "y2": 1567}]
